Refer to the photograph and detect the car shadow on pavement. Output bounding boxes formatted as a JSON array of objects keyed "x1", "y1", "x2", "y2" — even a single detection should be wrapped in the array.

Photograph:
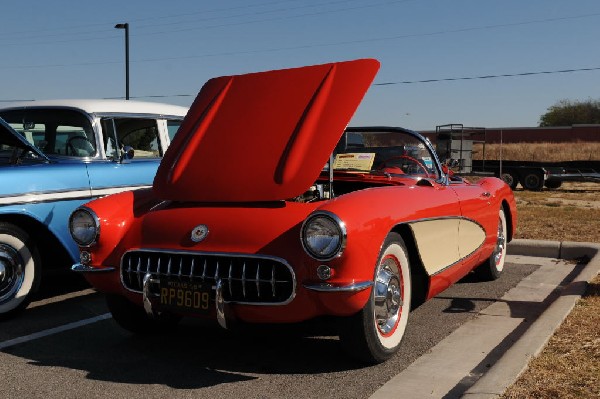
[
  {"x1": 2, "y1": 316, "x2": 364, "y2": 389},
  {"x1": 1, "y1": 262, "x2": 549, "y2": 392},
  {"x1": 34, "y1": 270, "x2": 91, "y2": 301}
]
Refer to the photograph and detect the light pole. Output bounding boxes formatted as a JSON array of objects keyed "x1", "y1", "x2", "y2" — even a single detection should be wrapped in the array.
[{"x1": 114, "y1": 23, "x2": 129, "y2": 100}]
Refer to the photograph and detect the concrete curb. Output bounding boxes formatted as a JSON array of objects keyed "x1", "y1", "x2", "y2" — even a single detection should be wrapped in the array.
[
  {"x1": 462, "y1": 239, "x2": 600, "y2": 398},
  {"x1": 506, "y1": 238, "x2": 600, "y2": 260}
]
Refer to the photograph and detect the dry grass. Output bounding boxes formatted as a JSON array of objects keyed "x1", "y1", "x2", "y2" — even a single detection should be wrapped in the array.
[
  {"x1": 501, "y1": 275, "x2": 600, "y2": 399},
  {"x1": 472, "y1": 142, "x2": 600, "y2": 161},
  {"x1": 501, "y1": 182, "x2": 600, "y2": 398},
  {"x1": 513, "y1": 182, "x2": 600, "y2": 242}
]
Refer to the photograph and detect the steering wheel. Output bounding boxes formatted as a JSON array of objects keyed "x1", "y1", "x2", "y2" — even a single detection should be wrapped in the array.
[
  {"x1": 66, "y1": 136, "x2": 95, "y2": 157},
  {"x1": 378, "y1": 155, "x2": 430, "y2": 177}
]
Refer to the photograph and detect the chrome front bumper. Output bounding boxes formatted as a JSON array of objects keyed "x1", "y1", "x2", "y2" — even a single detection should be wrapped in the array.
[
  {"x1": 72, "y1": 263, "x2": 115, "y2": 272},
  {"x1": 303, "y1": 281, "x2": 373, "y2": 292}
]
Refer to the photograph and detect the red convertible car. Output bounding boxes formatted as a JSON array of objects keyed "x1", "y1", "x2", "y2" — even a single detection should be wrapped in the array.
[{"x1": 69, "y1": 59, "x2": 516, "y2": 363}]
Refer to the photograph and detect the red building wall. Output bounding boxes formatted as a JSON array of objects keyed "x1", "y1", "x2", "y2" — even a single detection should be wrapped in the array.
[{"x1": 422, "y1": 125, "x2": 600, "y2": 144}]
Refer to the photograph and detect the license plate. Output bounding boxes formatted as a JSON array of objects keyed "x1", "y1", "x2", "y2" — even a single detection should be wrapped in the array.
[{"x1": 158, "y1": 279, "x2": 211, "y2": 313}]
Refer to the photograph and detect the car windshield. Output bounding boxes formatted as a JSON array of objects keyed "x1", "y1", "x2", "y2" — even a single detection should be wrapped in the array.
[
  {"x1": 331, "y1": 129, "x2": 440, "y2": 180},
  {"x1": 0, "y1": 119, "x2": 48, "y2": 165},
  {"x1": 0, "y1": 109, "x2": 96, "y2": 158}
]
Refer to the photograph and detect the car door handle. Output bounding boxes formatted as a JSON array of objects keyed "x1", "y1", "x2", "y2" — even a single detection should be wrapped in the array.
[{"x1": 481, "y1": 192, "x2": 491, "y2": 198}]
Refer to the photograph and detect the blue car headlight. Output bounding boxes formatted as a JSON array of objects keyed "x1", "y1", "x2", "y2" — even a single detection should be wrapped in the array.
[
  {"x1": 69, "y1": 207, "x2": 99, "y2": 247},
  {"x1": 301, "y1": 212, "x2": 346, "y2": 260}
]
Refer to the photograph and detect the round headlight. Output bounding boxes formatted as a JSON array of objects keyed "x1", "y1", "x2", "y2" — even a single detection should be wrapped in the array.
[
  {"x1": 69, "y1": 208, "x2": 99, "y2": 246},
  {"x1": 301, "y1": 212, "x2": 346, "y2": 260}
]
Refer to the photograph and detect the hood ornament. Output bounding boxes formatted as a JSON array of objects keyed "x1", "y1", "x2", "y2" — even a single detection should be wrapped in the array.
[{"x1": 191, "y1": 224, "x2": 209, "y2": 242}]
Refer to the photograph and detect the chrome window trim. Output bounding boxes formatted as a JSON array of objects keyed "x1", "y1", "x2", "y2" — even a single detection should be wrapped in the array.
[
  {"x1": 0, "y1": 106, "x2": 100, "y2": 160},
  {"x1": 344, "y1": 126, "x2": 447, "y2": 185}
]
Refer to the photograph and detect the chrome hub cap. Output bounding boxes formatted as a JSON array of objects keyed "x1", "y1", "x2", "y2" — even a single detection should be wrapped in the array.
[
  {"x1": 494, "y1": 219, "x2": 506, "y2": 266},
  {"x1": 0, "y1": 244, "x2": 24, "y2": 304},
  {"x1": 374, "y1": 258, "x2": 402, "y2": 335}
]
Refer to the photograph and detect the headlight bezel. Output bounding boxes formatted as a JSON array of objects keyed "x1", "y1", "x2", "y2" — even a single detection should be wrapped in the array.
[
  {"x1": 69, "y1": 207, "x2": 100, "y2": 247},
  {"x1": 301, "y1": 211, "x2": 347, "y2": 261}
]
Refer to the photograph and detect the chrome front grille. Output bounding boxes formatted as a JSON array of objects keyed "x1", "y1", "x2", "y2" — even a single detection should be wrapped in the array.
[{"x1": 121, "y1": 250, "x2": 295, "y2": 304}]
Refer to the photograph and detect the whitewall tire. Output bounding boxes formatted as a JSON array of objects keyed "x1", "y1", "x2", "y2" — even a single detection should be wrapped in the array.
[
  {"x1": 0, "y1": 223, "x2": 41, "y2": 318},
  {"x1": 339, "y1": 232, "x2": 411, "y2": 363}
]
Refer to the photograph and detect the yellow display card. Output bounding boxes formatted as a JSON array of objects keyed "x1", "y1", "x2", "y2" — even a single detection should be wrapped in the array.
[{"x1": 333, "y1": 153, "x2": 375, "y2": 171}]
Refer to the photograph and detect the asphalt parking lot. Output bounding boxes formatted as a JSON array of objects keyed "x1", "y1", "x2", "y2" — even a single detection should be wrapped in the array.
[{"x1": 0, "y1": 244, "x2": 596, "y2": 399}]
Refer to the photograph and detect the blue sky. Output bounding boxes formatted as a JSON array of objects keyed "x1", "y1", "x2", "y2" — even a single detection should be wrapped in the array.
[{"x1": 2, "y1": 0, "x2": 599, "y2": 130}]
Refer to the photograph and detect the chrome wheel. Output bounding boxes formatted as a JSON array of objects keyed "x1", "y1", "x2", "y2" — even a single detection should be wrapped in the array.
[
  {"x1": 0, "y1": 223, "x2": 41, "y2": 318},
  {"x1": 374, "y1": 257, "x2": 403, "y2": 336},
  {"x1": 493, "y1": 213, "x2": 507, "y2": 269},
  {"x1": 474, "y1": 209, "x2": 507, "y2": 281},
  {"x1": 0, "y1": 244, "x2": 24, "y2": 306}
]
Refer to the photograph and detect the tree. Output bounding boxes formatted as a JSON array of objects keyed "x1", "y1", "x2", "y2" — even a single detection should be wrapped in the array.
[{"x1": 539, "y1": 99, "x2": 600, "y2": 127}]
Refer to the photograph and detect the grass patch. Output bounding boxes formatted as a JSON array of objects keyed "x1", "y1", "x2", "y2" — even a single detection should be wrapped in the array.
[
  {"x1": 502, "y1": 276, "x2": 600, "y2": 399},
  {"x1": 501, "y1": 182, "x2": 600, "y2": 398}
]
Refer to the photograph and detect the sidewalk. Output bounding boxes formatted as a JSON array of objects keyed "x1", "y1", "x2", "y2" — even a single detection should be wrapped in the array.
[{"x1": 369, "y1": 239, "x2": 600, "y2": 399}]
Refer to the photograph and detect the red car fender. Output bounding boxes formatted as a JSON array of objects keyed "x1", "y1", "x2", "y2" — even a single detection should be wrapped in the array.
[{"x1": 80, "y1": 189, "x2": 159, "y2": 269}]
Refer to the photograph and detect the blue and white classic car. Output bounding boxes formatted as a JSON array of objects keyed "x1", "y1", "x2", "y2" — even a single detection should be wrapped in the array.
[{"x1": 0, "y1": 100, "x2": 188, "y2": 318}]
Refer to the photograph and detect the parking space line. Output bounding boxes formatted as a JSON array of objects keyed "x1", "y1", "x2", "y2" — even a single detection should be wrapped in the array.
[
  {"x1": 0, "y1": 313, "x2": 112, "y2": 350},
  {"x1": 28, "y1": 289, "x2": 98, "y2": 309}
]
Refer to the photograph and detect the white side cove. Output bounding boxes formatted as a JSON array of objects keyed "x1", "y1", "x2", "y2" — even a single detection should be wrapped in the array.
[{"x1": 408, "y1": 218, "x2": 486, "y2": 275}]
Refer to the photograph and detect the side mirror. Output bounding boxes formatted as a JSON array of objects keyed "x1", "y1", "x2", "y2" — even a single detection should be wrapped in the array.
[{"x1": 119, "y1": 146, "x2": 135, "y2": 163}]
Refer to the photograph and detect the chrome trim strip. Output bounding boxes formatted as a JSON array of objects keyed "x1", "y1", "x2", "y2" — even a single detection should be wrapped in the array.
[
  {"x1": 71, "y1": 264, "x2": 115, "y2": 273},
  {"x1": 119, "y1": 249, "x2": 297, "y2": 306},
  {"x1": 428, "y1": 243, "x2": 484, "y2": 277},
  {"x1": 303, "y1": 281, "x2": 373, "y2": 292},
  {"x1": 0, "y1": 189, "x2": 92, "y2": 205},
  {"x1": 0, "y1": 185, "x2": 151, "y2": 205},
  {"x1": 90, "y1": 185, "x2": 152, "y2": 197},
  {"x1": 94, "y1": 112, "x2": 185, "y2": 120},
  {"x1": 404, "y1": 215, "x2": 486, "y2": 228}
]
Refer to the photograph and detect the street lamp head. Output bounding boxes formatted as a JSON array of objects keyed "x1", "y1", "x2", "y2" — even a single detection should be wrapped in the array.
[{"x1": 114, "y1": 23, "x2": 128, "y2": 29}]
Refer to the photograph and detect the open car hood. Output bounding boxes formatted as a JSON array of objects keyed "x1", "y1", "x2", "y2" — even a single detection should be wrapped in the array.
[
  {"x1": 0, "y1": 118, "x2": 50, "y2": 162},
  {"x1": 153, "y1": 59, "x2": 380, "y2": 202}
]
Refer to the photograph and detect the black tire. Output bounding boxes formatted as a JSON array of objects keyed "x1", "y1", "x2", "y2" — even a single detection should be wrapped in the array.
[
  {"x1": 521, "y1": 172, "x2": 544, "y2": 191},
  {"x1": 500, "y1": 172, "x2": 518, "y2": 190},
  {"x1": 339, "y1": 232, "x2": 412, "y2": 364},
  {"x1": 544, "y1": 179, "x2": 562, "y2": 189},
  {"x1": 0, "y1": 222, "x2": 42, "y2": 319},
  {"x1": 106, "y1": 294, "x2": 181, "y2": 334},
  {"x1": 474, "y1": 209, "x2": 507, "y2": 281}
]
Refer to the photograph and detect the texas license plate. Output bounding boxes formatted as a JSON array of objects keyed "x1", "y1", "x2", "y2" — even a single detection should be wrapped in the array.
[{"x1": 159, "y1": 279, "x2": 211, "y2": 313}]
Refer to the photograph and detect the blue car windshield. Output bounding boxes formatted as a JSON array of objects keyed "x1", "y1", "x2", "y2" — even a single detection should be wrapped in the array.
[{"x1": 0, "y1": 109, "x2": 96, "y2": 158}]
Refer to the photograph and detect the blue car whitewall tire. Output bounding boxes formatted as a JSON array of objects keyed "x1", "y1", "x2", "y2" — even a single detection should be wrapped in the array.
[{"x1": 0, "y1": 223, "x2": 41, "y2": 317}]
